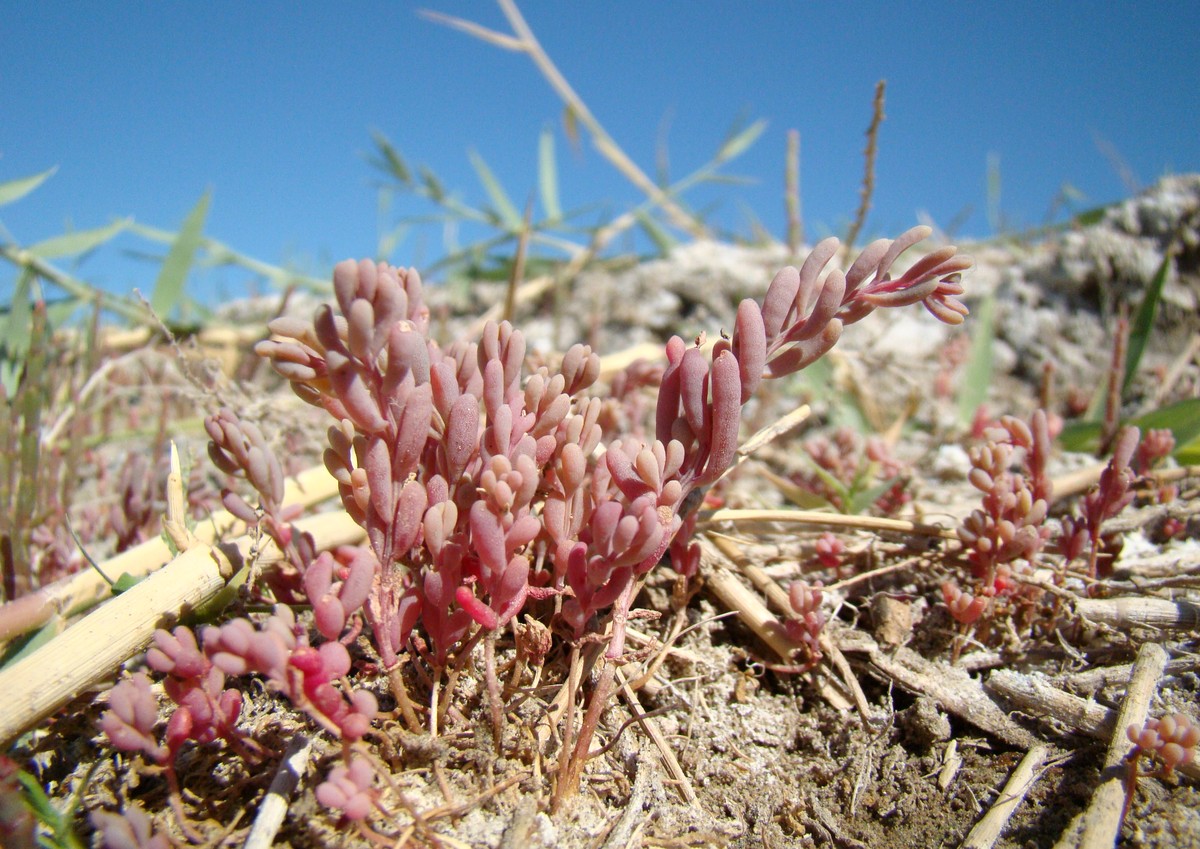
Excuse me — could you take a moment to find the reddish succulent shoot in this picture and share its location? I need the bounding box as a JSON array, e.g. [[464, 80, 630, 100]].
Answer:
[[958, 411, 1052, 590], [1127, 714, 1200, 776], [316, 756, 380, 822], [1059, 425, 1141, 577], [90, 804, 170, 849], [814, 532, 846, 577], [942, 581, 987, 626], [784, 580, 825, 668], [99, 673, 167, 763], [203, 605, 378, 741]]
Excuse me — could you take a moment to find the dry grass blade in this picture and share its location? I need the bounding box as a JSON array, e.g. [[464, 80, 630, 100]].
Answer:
[[426, 0, 706, 238], [243, 735, 314, 849], [0, 463, 340, 645], [0, 508, 364, 746], [417, 9, 527, 52], [614, 666, 699, 808], [702, 507, 957, 541], [502, 198, 535, 323], [734, 403, 812, 463], [701, 534, 854, 712]]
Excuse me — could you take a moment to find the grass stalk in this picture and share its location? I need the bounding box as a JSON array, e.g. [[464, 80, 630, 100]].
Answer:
[[843, 80, 886, 256], [785, 129, 803, 254], [424, 0, 708, 240]]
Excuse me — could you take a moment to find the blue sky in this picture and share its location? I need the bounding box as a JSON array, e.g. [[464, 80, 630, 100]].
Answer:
[[3, 1, 1198, 305]]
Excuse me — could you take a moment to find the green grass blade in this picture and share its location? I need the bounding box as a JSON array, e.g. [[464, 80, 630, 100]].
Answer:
[[370, 130, 412, 185], [957, 293, 995, 425], [0, 616, 63, 669], [17, 771, 64, 831], [468, 149, 521, 230], [1175, 436, 1200, 465], [1058, 398, 1200, 457], [27, 218, 131, 260], [1123, 250, 1170, 395], [635, 210, 675, 256], [0, 167, 57, 208], [150, 190, 210, 318], [715, 118, 767, 164], [2, 268, 35, 365], [1057, 420, 1101, 454], [419, 166, 447, 203], [538, 125, 562, 223], [1133, 398, 1200, 449]]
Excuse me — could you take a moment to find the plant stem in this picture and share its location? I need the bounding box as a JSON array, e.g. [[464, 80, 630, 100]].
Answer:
[[785, 129, 803, 254], [494, 0, 707, 239], [386, 662, 422, 733], [843, 80, 886, 256], [484, 631, 504, 749], [555, 656, 617, 808]]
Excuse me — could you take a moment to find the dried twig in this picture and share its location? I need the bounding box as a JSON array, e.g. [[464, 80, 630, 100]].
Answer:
[[1075, 596, 1200, 631], [1057, 643, 1168, 849], [615, 666, 699, 808], [852, 643, 1041, 749], [242, 735, 314, 849], [960, 744, 1051, 849]]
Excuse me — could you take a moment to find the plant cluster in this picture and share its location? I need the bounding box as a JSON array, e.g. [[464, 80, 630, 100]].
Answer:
[[93, 227, 971, 832], [942, 408, 1182, 660], [1126, 713, 1200, 777], [790, 426, 913, 516], [1124, 713, 1200, 816]]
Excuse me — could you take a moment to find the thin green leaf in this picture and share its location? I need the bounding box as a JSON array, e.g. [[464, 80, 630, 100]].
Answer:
[[1057, 399, 1200, 457], [27, 219, 131, 260], [715, 119, 767, 163], [44, 298, 82, 330], [0, 615, 63, 668], [635, 211, 675, 256], [0, 167, 57, 208], [1057, 420, 1102, 454], [2, 268, 35, 362], [1123, 250, 1170, 395], [468, 149, 521, 230], [769, 470, 832, 510], [1133, 398, 1200, 449], [112, 573, 145, 594], [849, 476, 901, 516], [1072, 204, 1111, 228], [371, 130, 412, 185], [17, 771, 63, 830], [562, 105, 581, 153], [807, 463, 853, 513], [1175, 436, 1200, 465], [419, 166, 446, 203], [957, 294, 995, 425], [698, 173, 758, 187], [150, 190, 210, 318], [538, 126, 561, 222]]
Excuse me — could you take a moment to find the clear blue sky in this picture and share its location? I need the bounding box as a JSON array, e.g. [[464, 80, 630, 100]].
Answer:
[[3, 1, 1198, 305]]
